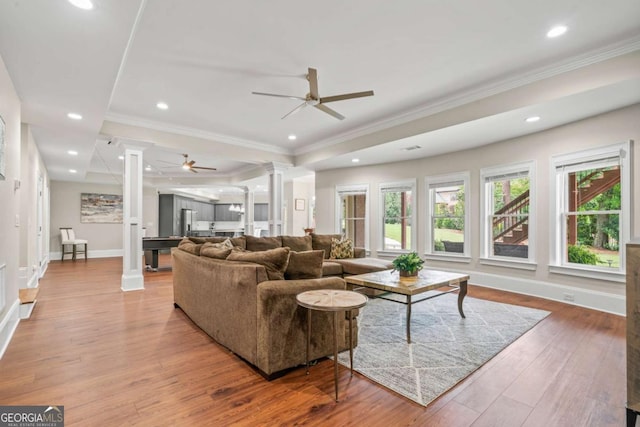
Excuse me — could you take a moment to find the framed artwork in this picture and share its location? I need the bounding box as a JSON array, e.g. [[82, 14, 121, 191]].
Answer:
[[295, 198, 305, 211], [0, 115, 5, 180], [81, 193, 123, 223]]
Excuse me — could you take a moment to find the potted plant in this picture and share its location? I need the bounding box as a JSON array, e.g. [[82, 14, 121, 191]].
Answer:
[[391, 252, 424, 277]]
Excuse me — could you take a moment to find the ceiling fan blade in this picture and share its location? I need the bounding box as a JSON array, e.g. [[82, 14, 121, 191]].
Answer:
[[281, 102, 308, 119], [308, 67, 319, 100], [320, 90, 374, 103], [189, 168, 198, 173], [157, 159, 180, 166], [314, 104, 345, 120], [252, 91, 306, 101], [191, 166, 217, 171]]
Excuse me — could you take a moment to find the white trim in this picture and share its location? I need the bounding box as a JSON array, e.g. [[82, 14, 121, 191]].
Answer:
[[425, 171, 470, 257], [27, 270, 39, 289], [335, 184, 370, 250], [424, 253, 472, 264], [550, 140, 632, 274], [49, 249, 124, 260], [469, 271, 625, 316], [479, 257, 538, 271], [480, 160, 536, 263], [0, 299, 20, 359], [379, 179, 417, 252]]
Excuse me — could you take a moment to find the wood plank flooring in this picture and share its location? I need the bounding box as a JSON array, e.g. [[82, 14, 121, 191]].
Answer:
[[0, 256, 627, 426]]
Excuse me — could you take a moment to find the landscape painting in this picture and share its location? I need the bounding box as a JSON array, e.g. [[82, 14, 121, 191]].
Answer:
[[81, 193, 123, 223]]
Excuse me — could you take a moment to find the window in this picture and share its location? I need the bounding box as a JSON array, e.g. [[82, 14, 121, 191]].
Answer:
[[551, 141, 631, 279], [480, 161, 535, 267], [336, 185, 368, 249], [426, 172, 470, 259], [380, 181, 415, 252]]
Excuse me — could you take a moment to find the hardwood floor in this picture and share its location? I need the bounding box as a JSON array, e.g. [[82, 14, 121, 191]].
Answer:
[[0, 256, 627, 426]]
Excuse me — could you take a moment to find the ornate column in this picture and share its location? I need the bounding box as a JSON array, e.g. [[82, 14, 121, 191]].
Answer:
[[265, 162, 288, 236], [116, 138, 152, 292]]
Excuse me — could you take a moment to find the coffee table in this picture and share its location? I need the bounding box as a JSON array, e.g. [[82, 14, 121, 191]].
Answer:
[[345, 269, 469, 343], [296, 289, 368, 402]]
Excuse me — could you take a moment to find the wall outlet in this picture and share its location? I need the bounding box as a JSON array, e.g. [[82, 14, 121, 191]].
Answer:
[[563, 293, 575, 302]]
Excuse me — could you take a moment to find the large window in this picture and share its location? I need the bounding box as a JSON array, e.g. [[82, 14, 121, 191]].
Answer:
[[380, 181, 415, 252], [480, 162, 535, 266], [551, 142, 631, 278], [426, 172, 470, 258], [336, 185, 368, 249]]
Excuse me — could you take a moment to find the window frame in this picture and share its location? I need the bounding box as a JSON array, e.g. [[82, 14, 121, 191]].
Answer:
[[378, 180, 416, 256], [550, 141, 632, 282], [425, 172, 471, 262], [480, 160, 536, 270], [335, 184, 369, 251]]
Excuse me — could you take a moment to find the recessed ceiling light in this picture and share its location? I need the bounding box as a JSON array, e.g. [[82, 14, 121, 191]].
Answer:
[[68, 0, 94, 10], [156, 102, 169, 110], [288, 134, 297, 141], [69, 169, 77, 174], [525, 116, 541, 123], [547, 25, 568, 38], [67, 150, 78, 156], [145, 165, 152, 171], [67, 112, 82, 120], [352, 158, 360, 163], [118, 155, 124, 160]]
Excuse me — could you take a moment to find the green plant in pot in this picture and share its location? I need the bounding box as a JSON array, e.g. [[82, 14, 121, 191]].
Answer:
[[391, 252, 424, 277]]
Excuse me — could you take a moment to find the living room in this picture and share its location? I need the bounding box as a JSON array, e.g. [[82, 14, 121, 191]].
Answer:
[[1, 1, 640, 425]]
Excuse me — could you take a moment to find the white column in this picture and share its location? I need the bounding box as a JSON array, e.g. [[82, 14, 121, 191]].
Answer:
[[243, 186, 255, 237], [266, 163, 288, 237], [116, 138, 152, 292]]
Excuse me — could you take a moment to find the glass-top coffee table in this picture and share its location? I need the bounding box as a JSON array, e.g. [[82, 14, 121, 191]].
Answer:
[[345, 269, 469, 343]]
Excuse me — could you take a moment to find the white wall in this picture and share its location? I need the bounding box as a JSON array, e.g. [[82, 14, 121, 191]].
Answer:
[[316, 104, 640, 315], [284, 178, 314, 236]]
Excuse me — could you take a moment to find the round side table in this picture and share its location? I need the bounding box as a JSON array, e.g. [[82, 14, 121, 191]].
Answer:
[[296, 289, 368, 402]]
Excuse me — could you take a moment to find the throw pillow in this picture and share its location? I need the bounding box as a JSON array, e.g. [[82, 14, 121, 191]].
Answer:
[[330, 237, 354, 259], [310, 233, 343, 259], [226, 247, 290, 280], [200, 240, 233, 259], [285, 250, 324, 280], [281, 235, 313, 252], [178, 238, 203, 255]]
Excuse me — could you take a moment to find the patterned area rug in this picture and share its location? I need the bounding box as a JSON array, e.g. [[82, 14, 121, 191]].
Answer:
[[335, 292, 550, 406]]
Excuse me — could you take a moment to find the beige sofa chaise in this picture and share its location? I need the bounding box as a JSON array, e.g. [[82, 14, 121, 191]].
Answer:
[[171, 234, 392, 379]]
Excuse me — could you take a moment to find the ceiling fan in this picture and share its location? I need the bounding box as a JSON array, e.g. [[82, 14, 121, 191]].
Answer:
[[252, 67, 374, 120], [180, 154, 217, 173]]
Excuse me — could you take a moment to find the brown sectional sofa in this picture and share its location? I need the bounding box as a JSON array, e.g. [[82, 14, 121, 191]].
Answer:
[[171, 233, 392, 379]]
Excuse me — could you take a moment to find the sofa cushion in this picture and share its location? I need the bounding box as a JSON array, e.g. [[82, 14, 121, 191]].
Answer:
[[311, 233, 343, 259], [285, 250, 324, 280], [322, 261, 344, 277], [189, 236, 246, 249], [332, 257, 394, 276], [178, 238, 203, 255], [281, 235, 312, 252], [200, 240, 234, 259], [330, 237, 354, 259], [227, 247, 290, 280], [245, 235, 282, 252]]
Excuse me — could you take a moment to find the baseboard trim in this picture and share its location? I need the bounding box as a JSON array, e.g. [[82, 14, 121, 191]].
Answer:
[[467, 271, 625, 316], [0, 299, 20, 359], [49, 249, 124, 260], [27, 270, 39, 289]]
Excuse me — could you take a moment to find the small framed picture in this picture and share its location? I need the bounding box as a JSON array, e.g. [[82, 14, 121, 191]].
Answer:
[[295, 199, 305, 211]]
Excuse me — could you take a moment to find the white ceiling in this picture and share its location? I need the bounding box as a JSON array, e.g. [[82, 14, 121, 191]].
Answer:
[[1, 0, 639, 195]]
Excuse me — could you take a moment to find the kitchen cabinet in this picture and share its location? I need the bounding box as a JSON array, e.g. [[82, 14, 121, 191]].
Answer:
[[158, 194, 216, 236], [254, 203, 268, 221], [214, 204, 243, 222]]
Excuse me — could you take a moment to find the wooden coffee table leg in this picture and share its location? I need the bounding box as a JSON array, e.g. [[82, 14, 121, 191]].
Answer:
[[306, 309, 311, 375], [406, 295, 412, 343], [333, 311, 339, 402], [458, 280, 467, 318]]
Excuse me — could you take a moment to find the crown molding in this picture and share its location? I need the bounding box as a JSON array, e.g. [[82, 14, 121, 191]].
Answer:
[[103, 112, 292, 156]]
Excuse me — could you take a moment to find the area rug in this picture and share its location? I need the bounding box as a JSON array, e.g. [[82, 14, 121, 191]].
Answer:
[[335, 292, 550, 406]]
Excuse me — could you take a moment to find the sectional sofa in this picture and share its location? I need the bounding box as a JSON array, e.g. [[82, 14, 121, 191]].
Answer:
[[171, 233, 392, 379]]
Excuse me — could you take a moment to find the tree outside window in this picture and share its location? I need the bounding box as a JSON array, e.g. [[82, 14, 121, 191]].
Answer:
[[382, 188, 413, 250], [432, 184, 464, 253]]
